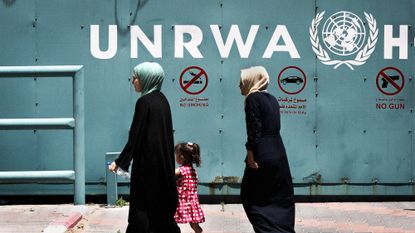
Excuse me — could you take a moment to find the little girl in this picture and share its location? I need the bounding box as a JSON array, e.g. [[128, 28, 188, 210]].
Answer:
[[174, 142, 205, 233]]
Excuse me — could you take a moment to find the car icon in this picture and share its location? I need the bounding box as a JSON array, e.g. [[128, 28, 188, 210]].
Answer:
[[281, 76, 303, 85]]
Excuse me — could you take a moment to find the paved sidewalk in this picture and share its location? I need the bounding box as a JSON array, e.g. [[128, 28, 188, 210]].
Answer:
[[1, 202, 415, 233], [0, 204, 86, 233], [68, 202, 415, 233]]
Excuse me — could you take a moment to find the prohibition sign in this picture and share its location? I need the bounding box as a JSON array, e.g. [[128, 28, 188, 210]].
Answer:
[[179, 66, 208, 95], [376, 67, 404, 96], [277, 66, 307, 95]]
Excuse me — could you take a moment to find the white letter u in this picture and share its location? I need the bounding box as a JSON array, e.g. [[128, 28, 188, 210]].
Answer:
[[90, 25, 118, 59]]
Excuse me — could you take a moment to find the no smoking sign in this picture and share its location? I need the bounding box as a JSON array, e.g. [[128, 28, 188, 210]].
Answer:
[[179, 66, 208, 95]]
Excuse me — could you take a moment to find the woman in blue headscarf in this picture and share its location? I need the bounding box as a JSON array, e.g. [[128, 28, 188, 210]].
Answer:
[[109, 62, 180, 233]]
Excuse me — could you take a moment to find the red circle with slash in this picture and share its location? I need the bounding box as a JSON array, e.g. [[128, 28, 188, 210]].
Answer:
[[179, 66, 208, 95], [376, 67, 405, 96]]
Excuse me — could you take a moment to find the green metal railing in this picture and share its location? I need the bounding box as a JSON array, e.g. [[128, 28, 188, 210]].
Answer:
[[0, 66, 85, 205]]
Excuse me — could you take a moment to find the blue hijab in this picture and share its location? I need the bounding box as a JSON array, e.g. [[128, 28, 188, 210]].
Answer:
[[133, 62, 165, 96]]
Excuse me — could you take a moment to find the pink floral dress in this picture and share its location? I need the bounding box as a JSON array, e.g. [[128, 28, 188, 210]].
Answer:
[[174, 165, 205, 223]]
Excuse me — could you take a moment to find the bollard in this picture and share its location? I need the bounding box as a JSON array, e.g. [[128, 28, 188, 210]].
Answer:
[[105, 152, 119, 205]]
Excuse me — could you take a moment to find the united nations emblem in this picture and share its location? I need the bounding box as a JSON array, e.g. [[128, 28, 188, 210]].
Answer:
[[310, 11, 378, 70]]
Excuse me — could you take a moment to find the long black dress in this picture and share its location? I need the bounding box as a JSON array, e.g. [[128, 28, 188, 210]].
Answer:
[[115, 91, 180, 233], [241, 91, 295, 233]]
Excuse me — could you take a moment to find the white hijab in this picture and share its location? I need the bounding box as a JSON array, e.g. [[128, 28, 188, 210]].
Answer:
[[240, 66, 270, 97]]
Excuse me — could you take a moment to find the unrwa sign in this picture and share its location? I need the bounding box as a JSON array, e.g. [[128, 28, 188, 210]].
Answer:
[[90, 11, 413, 70], [90, 24, 300, 60]]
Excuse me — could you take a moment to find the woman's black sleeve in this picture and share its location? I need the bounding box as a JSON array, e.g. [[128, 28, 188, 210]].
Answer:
[[115, 99, 148, 171], [244, 94, 262, 151]]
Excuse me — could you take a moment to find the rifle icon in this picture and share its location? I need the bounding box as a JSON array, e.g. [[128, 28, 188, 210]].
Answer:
[[381, 75, 399, 88]]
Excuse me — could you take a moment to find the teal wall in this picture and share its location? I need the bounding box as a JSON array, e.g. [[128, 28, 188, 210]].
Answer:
[[0, 0, 414, 196]]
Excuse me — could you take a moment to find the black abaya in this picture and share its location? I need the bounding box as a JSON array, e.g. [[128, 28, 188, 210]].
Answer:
[[241, 91, 295, 233], [115, 91, 180, 233]]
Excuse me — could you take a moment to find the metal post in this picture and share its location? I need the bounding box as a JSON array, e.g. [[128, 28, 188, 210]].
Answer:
[[0, 171, 75, 183], [0, 65, 84, 76], [0, 118, 75, 130], [106, 152, 120, 205], [74, 68, 85, 205]]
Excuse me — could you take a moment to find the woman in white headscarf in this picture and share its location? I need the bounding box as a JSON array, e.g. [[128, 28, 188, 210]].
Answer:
[[109, 62, 180, 233], [239, 66, 295, 233]]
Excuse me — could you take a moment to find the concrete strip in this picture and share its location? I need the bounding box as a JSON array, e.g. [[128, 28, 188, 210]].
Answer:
[[43, 212, 82, 233], [43, 225, 68, 233]]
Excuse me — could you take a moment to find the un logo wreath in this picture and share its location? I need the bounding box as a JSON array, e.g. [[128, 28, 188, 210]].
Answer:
[[309, 11, 378, 70]]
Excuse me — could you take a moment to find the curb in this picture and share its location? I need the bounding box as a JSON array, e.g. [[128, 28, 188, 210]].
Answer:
[[43, 212, 82, 233]]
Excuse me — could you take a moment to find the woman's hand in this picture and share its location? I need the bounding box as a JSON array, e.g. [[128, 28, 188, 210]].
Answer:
[[108, 161, 119, 172], [246, 150, 259, 169]]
